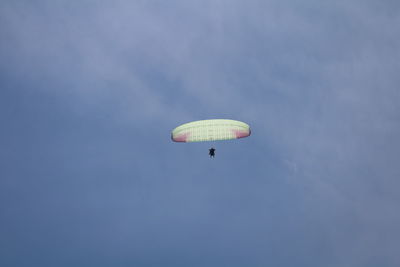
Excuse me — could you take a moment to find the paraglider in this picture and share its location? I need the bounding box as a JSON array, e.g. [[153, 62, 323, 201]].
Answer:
[[209, 147, 216, 158], [171, 119, 251, 157]]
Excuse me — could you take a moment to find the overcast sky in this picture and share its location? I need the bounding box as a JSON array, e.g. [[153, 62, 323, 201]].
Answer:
[[1, 1, 400, 266]]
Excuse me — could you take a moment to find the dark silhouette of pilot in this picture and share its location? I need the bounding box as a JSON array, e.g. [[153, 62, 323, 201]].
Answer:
[[209, 147, 216, 158]]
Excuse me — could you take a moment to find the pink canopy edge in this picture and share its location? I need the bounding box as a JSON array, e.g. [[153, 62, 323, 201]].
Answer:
[[232, 129, 251, 139], [171, 132, 191, 142]]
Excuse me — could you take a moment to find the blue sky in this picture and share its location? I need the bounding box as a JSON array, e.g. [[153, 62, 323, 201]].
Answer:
[[1, 1, 400, 266]]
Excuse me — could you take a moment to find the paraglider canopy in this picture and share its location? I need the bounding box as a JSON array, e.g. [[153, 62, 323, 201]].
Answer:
[[171, 119, 251, 143]]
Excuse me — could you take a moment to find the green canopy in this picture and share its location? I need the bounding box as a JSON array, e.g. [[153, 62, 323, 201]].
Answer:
[[171, 119, 251, 142]]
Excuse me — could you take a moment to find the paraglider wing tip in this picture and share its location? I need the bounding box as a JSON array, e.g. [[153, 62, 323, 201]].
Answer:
[[232, 129, 251, 139], [171, 132, 191, 142]]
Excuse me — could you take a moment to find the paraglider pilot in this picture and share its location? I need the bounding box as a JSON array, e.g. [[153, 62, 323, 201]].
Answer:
[[209, 147, 216, 158]]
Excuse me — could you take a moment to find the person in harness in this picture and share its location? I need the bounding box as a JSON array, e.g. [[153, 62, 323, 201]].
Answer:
[[209, 147, 216, 158]]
